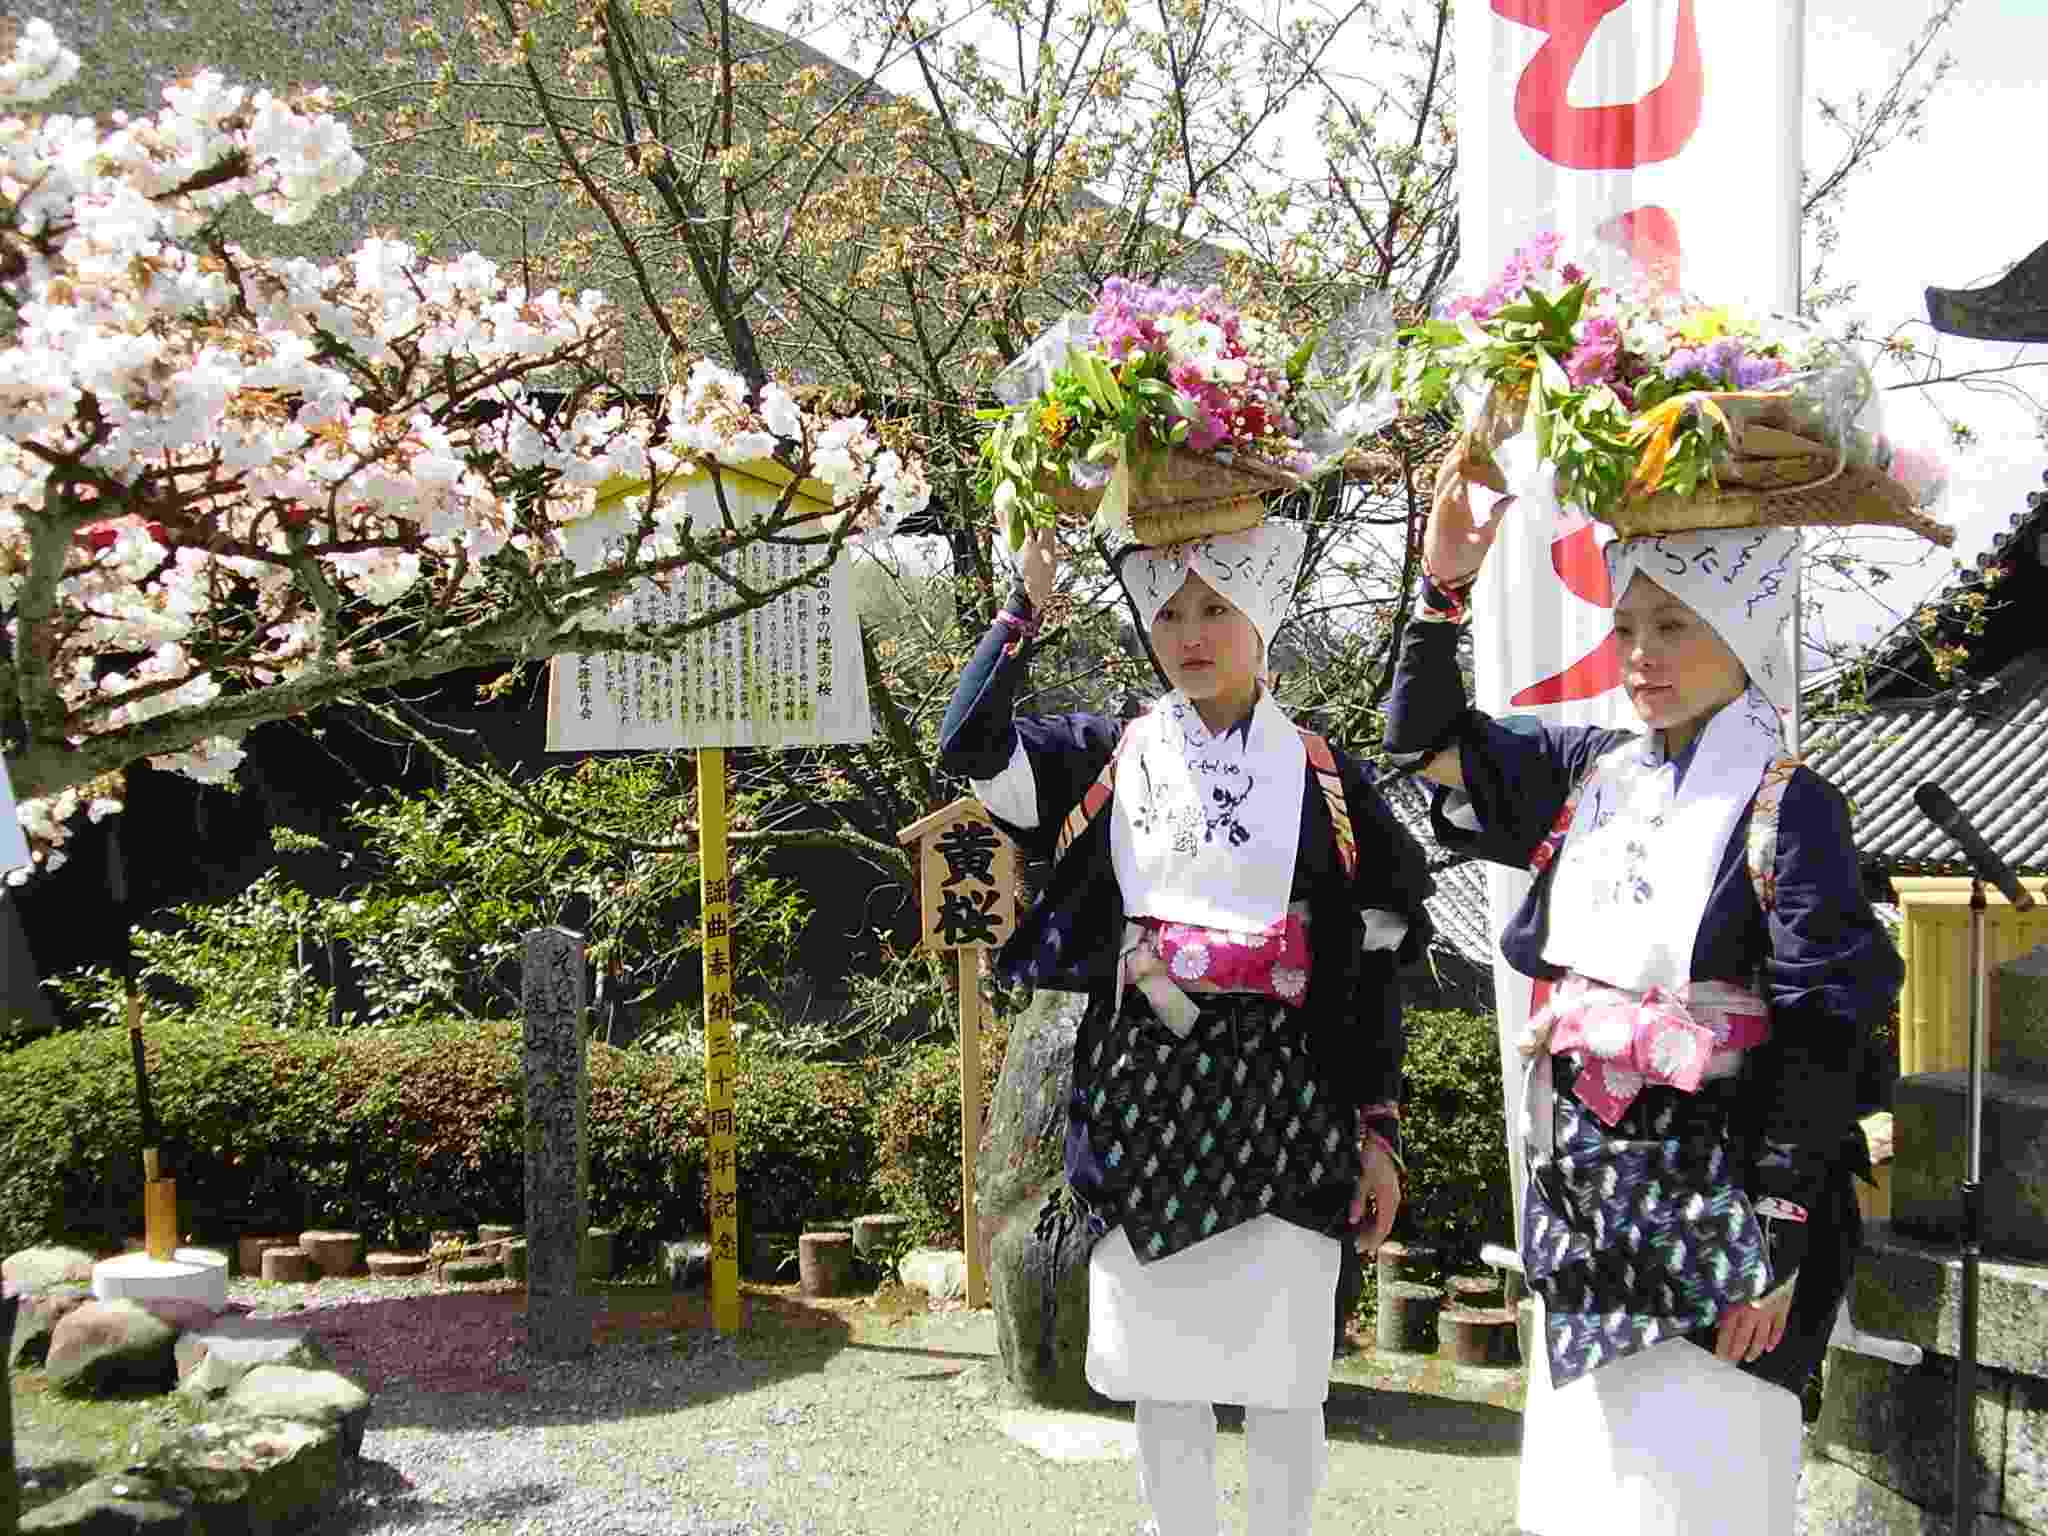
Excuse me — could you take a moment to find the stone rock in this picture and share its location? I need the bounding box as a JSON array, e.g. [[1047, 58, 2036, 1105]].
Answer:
[[11, 1282, 89, 1369], [898, 1248, 968, 1301], [500, 1239, 528, 1282], [223, 1364, 372, 1458], [1851, 1223, 2048, 1378], [364, 1251, 427, 1278], [850, 1214, 912, 1258], [439, 1257, 501, 1285], [150, 1415, 343, 1534], [1993, 942, 2048, 1083], [3, 1246, 97, 1293], [1815, 1345, 2008, 1516], [973, 987, 1095, 1408], [45, 1298, 178, 1395], [176, 1317, 333, 1398], [660, 1238, 710, 1291], [1797, 1455, 2037, 1536], [1892, 1071, 2048, 1262], [2006, 1374, 2048, 1528], [133, 1299, 218, 1336], [524, 926, 592, 1361], [16, 1472, 196, 1533], [295, 1231, 361, 1278]]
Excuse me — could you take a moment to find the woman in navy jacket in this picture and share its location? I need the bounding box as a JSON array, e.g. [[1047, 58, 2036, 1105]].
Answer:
[[939, 523, 1433, 1536]]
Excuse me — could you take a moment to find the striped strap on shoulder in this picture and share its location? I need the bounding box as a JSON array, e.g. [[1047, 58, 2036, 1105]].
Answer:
[[1746, 756, 1802, 915], [1299, 730, 1357, 882], [1054, 727, 1132, 863]]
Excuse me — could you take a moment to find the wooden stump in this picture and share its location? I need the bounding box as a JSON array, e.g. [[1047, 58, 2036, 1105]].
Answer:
[[477, 1224, 521, 1246], [440, 1257, 503, 1285], [1446, 1273, 1505, 1310], [1438, 1304, 1520, 1366], [260, 1246, 316, 1284], [297, 1230, 363, 1278], [850, 1214, 912, 1258], [1375, 1280, 1441, 1354], [1375, 1240, 1439, 1288], [366, 1251, 429, 1278], [501, 1239, 528, 1283], [236, 1235, 295, 1277], [797, 1231, 853, 1297]]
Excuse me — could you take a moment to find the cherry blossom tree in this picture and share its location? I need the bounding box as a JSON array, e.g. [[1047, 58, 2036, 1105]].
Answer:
[[0, 18, 929, 877]]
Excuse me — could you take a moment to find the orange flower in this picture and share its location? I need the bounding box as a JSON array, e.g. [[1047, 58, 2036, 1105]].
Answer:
[[1038, 401, 1070, 447]]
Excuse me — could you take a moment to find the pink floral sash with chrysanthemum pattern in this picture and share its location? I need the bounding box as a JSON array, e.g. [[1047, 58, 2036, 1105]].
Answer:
[[1518, 744, 1802, 1122]]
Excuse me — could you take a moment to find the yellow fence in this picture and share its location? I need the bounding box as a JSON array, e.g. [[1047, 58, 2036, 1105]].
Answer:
[[1894, 875, 2048, 1076]]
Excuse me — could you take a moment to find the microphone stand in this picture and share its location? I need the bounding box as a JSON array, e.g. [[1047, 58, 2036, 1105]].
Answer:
[[1953, 874, 1986, 1536]]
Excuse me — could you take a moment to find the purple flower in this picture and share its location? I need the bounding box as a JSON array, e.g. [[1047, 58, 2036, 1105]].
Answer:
[[1662, 347, 1703, 381], [1732, 354, 1788, 391]]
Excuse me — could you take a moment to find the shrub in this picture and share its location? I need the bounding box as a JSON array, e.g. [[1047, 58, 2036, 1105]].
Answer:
[[869, 1012, 1011, 1246], [0, 1015, 880, 1259], [1396, 1007, 1516, 1268]]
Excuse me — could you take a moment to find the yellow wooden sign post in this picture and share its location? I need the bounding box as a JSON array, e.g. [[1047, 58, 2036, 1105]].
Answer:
[[547, 461, 878, 1337], [699, 747, 741, 1333], [897, 797, 1017, 1311]]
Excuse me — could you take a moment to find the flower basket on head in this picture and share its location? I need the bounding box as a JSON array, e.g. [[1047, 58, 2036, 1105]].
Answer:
[[1354, 234, 1955, 547], [1036, 434, 1303, 546], [978, 280, 1390, 550]]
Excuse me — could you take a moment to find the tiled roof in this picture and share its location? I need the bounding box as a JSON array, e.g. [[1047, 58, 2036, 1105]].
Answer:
[[1804, 650, 2048, 876], [1845, 469, 2048, 701]]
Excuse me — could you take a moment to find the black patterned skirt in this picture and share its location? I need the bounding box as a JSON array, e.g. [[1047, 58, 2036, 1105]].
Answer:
[[1068, 988, 1359, 1264]]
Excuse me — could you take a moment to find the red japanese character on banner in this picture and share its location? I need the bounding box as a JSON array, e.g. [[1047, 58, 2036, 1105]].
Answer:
[[1509, 505, 1623, 707], [1495, 0, 1704, 171]]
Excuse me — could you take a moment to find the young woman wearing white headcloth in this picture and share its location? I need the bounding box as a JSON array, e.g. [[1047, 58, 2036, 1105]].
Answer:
[[1386, 455, 1900, 1536], [939, 521, 1433, 1536]]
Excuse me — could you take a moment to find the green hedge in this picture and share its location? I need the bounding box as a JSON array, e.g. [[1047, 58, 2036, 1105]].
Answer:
[[870, 1014, 1010, 1246], [0, 1007, 1508, 1278], [1397, 1007, 1515, 1265], [0, 1018, 877, 1257]]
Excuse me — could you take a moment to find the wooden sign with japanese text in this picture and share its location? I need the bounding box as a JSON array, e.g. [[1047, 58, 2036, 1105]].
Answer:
[[896, 795, 1013, 1311], [903, 799, 1016, 952], [545, 466, 873, 752]]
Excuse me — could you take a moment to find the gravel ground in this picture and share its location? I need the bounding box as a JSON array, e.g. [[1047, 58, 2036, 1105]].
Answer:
[[202, 1276, 1524, 1536]]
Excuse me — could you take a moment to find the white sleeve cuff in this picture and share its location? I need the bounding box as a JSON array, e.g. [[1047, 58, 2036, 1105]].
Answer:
[[1441, 791, 1482, 832], [970, 739, 1040, 830], [1361, 908, 1410, 952]]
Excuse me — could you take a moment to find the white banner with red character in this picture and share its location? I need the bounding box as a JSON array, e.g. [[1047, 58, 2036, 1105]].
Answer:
[[1455, 0, 1806, 1211]]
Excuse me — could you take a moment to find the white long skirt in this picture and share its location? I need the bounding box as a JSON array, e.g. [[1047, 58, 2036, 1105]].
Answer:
[[1518, 1300, 1802, 1536], [1085, 1214, 1340, 1411]]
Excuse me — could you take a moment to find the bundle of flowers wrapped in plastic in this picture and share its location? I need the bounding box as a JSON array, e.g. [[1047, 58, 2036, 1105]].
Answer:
[[975, 278, 1387, 549], [1348, 233, 1954, 546]]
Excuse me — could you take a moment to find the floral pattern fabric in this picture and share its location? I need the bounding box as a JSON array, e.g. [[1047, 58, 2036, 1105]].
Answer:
[[1135, 905, 1313, 1006]]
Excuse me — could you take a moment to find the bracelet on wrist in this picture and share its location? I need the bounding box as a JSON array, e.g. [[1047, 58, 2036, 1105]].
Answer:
[[1415, 571, 1475, 626]]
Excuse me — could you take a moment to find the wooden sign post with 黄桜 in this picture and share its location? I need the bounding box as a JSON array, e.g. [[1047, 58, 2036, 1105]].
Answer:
[[897, 797, 1017, 1310]]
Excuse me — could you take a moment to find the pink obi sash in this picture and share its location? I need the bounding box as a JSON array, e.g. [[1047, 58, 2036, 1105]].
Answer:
[[1129, 905, 1312, 1008], [1518, 974, 1771, 1126]]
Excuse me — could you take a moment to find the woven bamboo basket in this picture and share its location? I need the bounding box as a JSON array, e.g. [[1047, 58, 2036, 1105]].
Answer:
[[1466, 385, 1955, 547], [1041, 441, 1301, 546]]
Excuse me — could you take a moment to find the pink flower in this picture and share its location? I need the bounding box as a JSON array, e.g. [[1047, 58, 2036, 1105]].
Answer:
[[1564, 316, 1621, 387]]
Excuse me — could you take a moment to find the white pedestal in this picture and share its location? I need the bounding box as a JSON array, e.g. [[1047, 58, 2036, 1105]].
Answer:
[[91, 1247, 229, 1311]]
